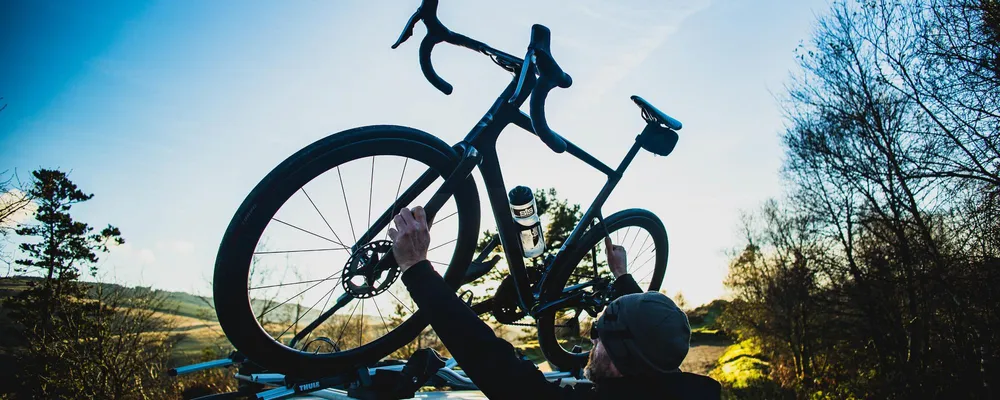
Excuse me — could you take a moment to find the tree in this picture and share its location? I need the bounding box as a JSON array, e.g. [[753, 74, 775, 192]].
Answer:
[[14, 169, 122, 299], [0, 169, 183, 398], [722, 0, 1000, 397]]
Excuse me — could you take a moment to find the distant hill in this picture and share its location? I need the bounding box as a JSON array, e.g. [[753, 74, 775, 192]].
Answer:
[[0, 276, 217, 320], [0, 277, 328, 324]]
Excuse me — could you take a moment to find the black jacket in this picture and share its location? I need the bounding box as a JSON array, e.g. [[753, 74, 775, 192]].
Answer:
[[402, 261, 722, 399]]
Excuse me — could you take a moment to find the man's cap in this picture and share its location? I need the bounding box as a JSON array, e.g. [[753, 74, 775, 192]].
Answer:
[[594, 291, 690, 376]]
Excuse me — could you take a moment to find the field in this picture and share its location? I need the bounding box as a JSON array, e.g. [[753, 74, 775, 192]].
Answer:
[[3, 277, 732, 380]]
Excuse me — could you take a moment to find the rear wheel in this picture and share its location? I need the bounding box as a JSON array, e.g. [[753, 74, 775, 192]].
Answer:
[[535, 209, 668, 371], [213, 125, 480, 377]]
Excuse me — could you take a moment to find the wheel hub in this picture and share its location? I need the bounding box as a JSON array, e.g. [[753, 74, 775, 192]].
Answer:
[[341, 240, 399, 298]]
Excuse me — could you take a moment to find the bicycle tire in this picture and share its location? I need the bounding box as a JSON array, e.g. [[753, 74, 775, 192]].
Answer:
[[535, 208, 668, 371], [213, 125, 480, 377]]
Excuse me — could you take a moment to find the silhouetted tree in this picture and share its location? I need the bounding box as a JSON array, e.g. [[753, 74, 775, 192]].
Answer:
[[13, 169, 122, 299], [723, 0, 1000, 397]]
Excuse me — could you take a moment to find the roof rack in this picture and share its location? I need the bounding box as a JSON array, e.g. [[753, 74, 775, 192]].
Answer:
[[169, 348, 593, 400]]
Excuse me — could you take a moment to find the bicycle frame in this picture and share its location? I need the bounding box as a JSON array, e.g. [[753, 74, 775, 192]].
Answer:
[[291, 58, 651, 351], [462, 77, 646, 315], [351, 73, 646, 318]]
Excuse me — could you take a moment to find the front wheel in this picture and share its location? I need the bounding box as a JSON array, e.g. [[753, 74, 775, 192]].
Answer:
[[213, 125, 480, 377], [535, 209, 668, 371]]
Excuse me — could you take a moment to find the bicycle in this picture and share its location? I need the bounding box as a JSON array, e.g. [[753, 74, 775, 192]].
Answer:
[[213, 0, 683, 379]]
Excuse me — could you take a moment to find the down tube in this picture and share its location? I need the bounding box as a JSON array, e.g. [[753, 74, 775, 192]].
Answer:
[[476, 147, 535, 311]]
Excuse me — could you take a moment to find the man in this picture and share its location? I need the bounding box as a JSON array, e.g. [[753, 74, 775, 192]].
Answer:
[[388, 207, 721, 399]]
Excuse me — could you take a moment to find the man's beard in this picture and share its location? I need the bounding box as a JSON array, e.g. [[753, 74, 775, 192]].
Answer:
[[584, 347, 617, 382]]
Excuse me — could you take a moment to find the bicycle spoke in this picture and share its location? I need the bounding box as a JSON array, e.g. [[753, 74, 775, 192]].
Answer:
[[336, 300, 362, 348], [253, 247, 349, 255], [629, 238, 656, 273], [368, 156, 375, 229], [276, 283, 339, 340], [636, 254, 658, 283], [428, 238, 458, 252], [260, 271, 340, 317], [301, 188, 347, 247], [250, 275, 342, 291], [428, 260, 449, 267], [271, 218, 342, 246], [628, 228, 642, 252], [336, 166, 359, 244], [373, 296, 391, 336], [621, 227, 632, 247], [318, 284, 337, 322], [435, 210, 458, 225], [388, 290, 413, 314], [359, 298, 365, 347], [628, 234, 651, 267], [385, 159, 409, 241]]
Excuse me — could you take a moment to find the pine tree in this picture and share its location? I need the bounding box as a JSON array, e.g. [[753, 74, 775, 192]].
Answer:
[[13, 169, 122, 299]]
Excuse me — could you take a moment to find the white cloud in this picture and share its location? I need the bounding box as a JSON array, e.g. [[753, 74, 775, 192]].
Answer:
[[156, 240, 195, 255], [108, 242, 157, 265]]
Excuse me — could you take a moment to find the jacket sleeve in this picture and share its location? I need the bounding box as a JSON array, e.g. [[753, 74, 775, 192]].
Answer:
[[402, 261, 588, 400], [611, 273, 644, 298]]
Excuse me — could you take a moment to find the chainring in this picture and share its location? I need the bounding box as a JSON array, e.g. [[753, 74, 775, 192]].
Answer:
[[492, 276, 527, 324]]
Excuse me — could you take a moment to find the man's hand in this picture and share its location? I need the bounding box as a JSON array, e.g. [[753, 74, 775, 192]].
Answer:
[[388, 207, 432, 273], [605, 237, 627, 278]]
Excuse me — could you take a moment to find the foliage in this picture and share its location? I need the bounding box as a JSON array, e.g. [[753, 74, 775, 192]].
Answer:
[[13, 169, 122, 297], [722, 0, 1000, 397], [712, 341, 795, 400], [0, 169, 183, 399], [3, 284, 179, 399]]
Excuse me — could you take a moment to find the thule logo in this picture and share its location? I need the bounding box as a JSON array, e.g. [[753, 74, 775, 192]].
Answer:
[[298, 381, 320, 391]]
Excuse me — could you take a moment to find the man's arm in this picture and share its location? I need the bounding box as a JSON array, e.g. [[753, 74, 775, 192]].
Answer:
[[612, 273, 643, 297], [605, 237, 644, 297], [402, 261, 569, 399], [389, 207, 573, 399]]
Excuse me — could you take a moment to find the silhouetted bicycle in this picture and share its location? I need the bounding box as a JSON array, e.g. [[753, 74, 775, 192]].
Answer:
[[213, 0, 683, 378]]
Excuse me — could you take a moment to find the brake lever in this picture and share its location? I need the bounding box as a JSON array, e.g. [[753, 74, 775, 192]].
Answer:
[[391, 7, 423, 49], [508, 50, 535, 104]]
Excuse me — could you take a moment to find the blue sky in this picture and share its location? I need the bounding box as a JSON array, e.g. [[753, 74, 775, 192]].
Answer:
[[1, 0, 828, 306]]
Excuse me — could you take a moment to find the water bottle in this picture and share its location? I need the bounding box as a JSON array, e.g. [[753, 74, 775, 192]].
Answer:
[[508, 186, 545, 258]]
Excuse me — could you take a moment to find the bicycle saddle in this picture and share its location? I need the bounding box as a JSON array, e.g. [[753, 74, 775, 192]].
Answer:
[[631, 95, 682, 130]]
